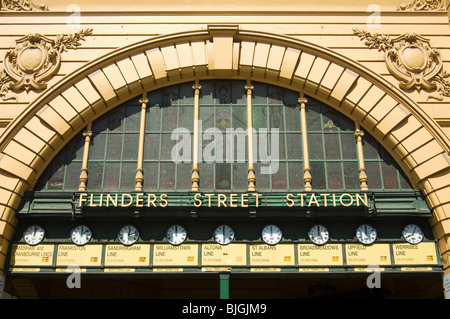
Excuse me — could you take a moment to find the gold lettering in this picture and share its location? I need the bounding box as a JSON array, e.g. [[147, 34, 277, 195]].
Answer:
[[106, 194, 118, 207], [297, 193, 306, 206], [121, 193, 133, 207], [194, 193, 202, 207], [147, 194, 157, 207], [89, 193, 98, 207], [286, 194, 294, 207], [320, 194, 330, 207], [79, 193, 88, 207], [229, 194, 238, 207], [136, 193, 144, 207], [308, 193, 320, 207], [253, 193, 261, 207], [98, 193, 104, 207], [356, 193, 368, 207], [241, 194, 248, 207], [160, 194, 168, 207], [218, 194, 227, 207], [339, 193, 353, 207], [205, 194, 215, 207]]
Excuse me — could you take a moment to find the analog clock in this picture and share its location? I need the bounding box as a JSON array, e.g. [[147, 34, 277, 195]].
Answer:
[[402, 224, 424, 245], [308, 224, 330, 245], [23, 225, 45, 246], [261, 224, 282, 245], [118, 225, 140, 246], [214, 225, 235, 245], [70, 225, 92, 246], [166, 225, 187, 245], [356, 224, 377, 245]]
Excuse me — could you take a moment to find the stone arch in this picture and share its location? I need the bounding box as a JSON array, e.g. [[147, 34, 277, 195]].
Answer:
[[1, 26, 450, 274]]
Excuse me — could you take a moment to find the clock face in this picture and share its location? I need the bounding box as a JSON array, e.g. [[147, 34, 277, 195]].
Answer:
[[308, 224, 330, 245], [402, 224, 424, 245], [118, 225, 140, 246], [71, 225, 92, 246], [166, 225, 187, 245], [356, 224, 377, 245], [23, 225, 45, 246], [214, 225, 235, 245], [261, 225, 282, 245]]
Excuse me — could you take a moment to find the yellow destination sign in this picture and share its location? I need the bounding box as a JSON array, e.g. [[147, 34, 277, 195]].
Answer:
[[10, 244, 54, 267], [345, 243, 391, 266], [298, 243, 343, 266], [201, 243, 247, 266], [104, 244, 150, 267], [153, 244, 198, 266], [56, 244, 102, 267], [249, 243, 295, 266], [393, 242, 438, 265]]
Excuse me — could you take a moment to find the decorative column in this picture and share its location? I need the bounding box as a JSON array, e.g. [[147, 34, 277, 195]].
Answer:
[[78, 122, 92, 191], [191, 80, 201, 191], [246, 80, 256, 192], [299, 93, 312, 191], [135, 93, 148, 191], [355, 122, 369, 191]]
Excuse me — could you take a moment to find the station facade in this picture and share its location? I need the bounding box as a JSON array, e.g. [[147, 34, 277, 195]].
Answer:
[[0, 0, 450, 298]]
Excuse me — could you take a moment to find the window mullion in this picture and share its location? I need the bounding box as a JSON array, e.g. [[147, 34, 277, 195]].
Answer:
[[245, 80, 256, 192], [355, 122, 369, 191], [191, 80, 201, 191], [78, 138, 91, 190], [299, 93, 312, 191], [135, 93, 148, 191]]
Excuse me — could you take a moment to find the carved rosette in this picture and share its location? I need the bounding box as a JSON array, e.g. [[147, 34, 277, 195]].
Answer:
[[0, 29, 93, 101], [4, 34, 60, 92], [398, 0, 445, 11], [354, 29, 450, 100], [1, 0, 47, 11], [386, 34, 442, 92]]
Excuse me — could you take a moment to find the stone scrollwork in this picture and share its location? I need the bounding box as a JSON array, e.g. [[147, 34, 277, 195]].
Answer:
[[397, 0, 445, 11], [1, 0, 48, 11], [354, 29, 450, 101], [0, 28, 93, 101]]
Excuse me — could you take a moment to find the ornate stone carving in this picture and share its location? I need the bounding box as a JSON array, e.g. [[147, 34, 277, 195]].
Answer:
[[397, 0, 445, 11], [0, 29, 93, 101], [354, 29, 450, 100], [1, 0, 47, 11]]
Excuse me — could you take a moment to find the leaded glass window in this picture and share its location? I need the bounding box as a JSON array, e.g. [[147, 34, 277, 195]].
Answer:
[[306, 98, 360, 190], [143, 83, 194, 191], [363, 133, 412, 190], [35, 131, 84, 191], [87, 101, 140, 191], [198, 80, 248, 191], [252, 83, 302, 191]]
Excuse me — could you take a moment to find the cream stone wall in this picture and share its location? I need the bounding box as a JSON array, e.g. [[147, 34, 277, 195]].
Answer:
[[1, 0, 450, 283]]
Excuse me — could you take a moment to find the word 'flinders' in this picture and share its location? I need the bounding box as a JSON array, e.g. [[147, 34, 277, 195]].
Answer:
[[78, 192, 369, 208]]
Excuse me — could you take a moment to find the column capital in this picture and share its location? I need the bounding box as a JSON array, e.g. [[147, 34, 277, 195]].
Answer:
[[245, 80, 254, 92], [355, 128, 365, 138], [298, 97, 308, 105], [192, 83, 202, 93], [139, 98, 148, 105]]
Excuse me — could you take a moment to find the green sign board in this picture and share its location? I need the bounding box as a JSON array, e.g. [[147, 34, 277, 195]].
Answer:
[[77, 192, 369, 208]]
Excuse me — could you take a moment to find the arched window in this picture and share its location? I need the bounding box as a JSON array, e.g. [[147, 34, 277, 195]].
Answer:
[[35, 80, 412, 193]]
